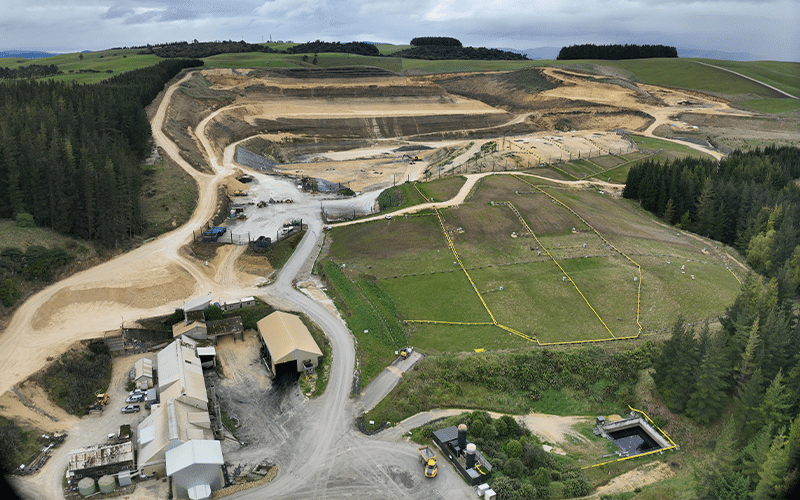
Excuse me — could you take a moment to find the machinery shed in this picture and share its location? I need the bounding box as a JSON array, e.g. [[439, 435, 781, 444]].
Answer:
[[257, 311, 322, 377]]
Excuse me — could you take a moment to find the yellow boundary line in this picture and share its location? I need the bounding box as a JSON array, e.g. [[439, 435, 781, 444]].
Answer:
[[728, 267, 742, 285], [405, 177, 644, 346], [499, 201, 616, 340], [512, 175, 643, 339], [582, 405, 677, 469]]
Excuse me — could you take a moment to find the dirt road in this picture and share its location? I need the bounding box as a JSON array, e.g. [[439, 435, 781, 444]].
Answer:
[[2, 64, 746, 498]]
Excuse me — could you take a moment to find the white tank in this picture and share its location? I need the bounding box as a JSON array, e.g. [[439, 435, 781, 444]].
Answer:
[[98, 475, 116, 494], [78, 477, 96, 497]]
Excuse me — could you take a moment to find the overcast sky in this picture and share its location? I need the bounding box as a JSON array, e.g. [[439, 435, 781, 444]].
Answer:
[[2, 0, 798, 61]]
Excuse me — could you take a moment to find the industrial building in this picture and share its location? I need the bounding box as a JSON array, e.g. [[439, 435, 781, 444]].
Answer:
[[67, 441, 134, 480], [218, 296, 257, 311], [432, 424, 493, 486], [136, 338, 224, 500], [257, 311, 322, 377], [171, 310, 244, 344]]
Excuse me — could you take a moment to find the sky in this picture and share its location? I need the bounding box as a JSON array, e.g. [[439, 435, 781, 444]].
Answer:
[[1, 0, 798, 61]]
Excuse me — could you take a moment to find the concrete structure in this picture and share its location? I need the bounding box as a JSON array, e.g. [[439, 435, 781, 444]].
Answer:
[[166, 440, 224, 500], [206, 317, 244, 343], [172, 314, 244, 344], [257, 311, 322, 376], [67, 441, 134, 480], [596, 413, 672, 457], [172, 319, 208, 340], [134, 357, 154, 390]]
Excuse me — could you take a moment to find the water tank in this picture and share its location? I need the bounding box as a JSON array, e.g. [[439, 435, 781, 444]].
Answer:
[[98, 475, 116, 494], [78, 477, 96, 497]]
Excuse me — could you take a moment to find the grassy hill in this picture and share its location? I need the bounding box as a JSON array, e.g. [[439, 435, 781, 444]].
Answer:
[[5, 46, 797, 112]]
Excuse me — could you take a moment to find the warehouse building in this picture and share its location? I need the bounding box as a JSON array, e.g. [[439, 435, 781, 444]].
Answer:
[[136, 338, 223, 499], [257, 311, 322, 377]]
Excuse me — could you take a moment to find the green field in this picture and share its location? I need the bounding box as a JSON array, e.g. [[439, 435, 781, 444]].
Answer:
[[326, 174, 744, 351], [2, 48, 162, 84]]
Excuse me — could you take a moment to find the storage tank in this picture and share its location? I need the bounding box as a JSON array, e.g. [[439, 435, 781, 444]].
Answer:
[[457, 424, 467, 449], [466, 443, 477, 469], [78, 477, 96, 497], [98, 475, 116, 493]]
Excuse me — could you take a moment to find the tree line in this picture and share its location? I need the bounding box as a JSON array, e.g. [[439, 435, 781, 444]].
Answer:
[[557, 43, 678, 60], [0, 58, 203, 245], [653, 278, 800, 498], [136, 39, 526, 61], [410, 37, 463, 47], [392, 45, 527, 61], [285, 40, 380, 57], [138, 40, 279, 59], [623, 146, 800, 296], [0, 64, 61, 80]]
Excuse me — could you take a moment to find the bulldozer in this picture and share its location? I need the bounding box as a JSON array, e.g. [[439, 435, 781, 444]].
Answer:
[[95, 392, 109, 406]]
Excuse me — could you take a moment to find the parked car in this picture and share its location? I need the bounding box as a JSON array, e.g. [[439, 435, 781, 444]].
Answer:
[[129, 389, 145, 396], [126, 394, 144, 403], [121, 405, 140, 414]]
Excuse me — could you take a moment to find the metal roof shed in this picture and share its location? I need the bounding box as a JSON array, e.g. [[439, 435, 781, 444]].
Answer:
[[166, 440, 224, 500], [257, 311, 322, 376]]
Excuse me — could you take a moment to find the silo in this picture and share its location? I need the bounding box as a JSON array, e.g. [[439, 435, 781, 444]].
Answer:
[[78, 477, 96, 497], [466, 443, 477, 469], [98, 474, 116, 494], [457, 424, 467, 450]]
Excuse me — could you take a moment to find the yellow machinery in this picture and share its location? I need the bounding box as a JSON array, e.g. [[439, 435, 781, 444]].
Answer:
[[417, 446, 438, 478]]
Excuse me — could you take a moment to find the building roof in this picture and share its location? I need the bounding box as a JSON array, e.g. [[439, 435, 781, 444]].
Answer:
[[166, 439, 224, 476], [137, 398, 213, 470], [257, 311, 322, 364], [157, 340, 207, 404], [206, 317, 243, 337], [68, 441, 134, 473], [172, 320, 207, 339], [135, 357, 153, 380], [183, 294, 212, 312]]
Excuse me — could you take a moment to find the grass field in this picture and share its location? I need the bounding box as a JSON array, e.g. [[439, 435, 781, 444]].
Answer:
[[734, 98, 800, 113], [2, 48, 162, 84], [326, 174, 743, 352]]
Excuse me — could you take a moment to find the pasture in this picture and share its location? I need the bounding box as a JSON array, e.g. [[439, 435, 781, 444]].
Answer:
[[325, 174, 744, 352]]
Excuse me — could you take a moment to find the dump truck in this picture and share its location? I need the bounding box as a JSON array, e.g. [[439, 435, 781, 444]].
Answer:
[[418, 446, 438, 478]]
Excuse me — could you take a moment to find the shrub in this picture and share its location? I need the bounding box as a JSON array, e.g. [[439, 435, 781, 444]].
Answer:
[[15, 213, 35, 228], [0, 278, 21, 307], [504, 457, 524, 478], [505, 439, 523, 459]]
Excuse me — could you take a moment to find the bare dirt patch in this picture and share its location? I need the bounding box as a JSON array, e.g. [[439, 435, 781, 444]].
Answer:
[[591, 461, 675, 498], [0, 381, 78, 434], [33, 263, 196, 330]]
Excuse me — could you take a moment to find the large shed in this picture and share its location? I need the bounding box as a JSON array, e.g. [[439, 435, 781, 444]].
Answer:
[[257, 311, 322, 377]]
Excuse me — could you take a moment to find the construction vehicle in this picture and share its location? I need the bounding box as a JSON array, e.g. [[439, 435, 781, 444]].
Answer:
[[417, 446, 438, 478], [395, 346, 413, 360], [95, 393, 109, 406]]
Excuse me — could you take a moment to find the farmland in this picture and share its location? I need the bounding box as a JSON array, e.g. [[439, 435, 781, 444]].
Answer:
[[324, 173, 743, 352]]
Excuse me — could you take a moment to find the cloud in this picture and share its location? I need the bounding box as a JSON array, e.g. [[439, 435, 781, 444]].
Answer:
[[0, 0, 796, 61]]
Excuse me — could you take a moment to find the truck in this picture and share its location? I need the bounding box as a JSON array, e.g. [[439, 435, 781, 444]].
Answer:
[[417, 446, 438, 478]]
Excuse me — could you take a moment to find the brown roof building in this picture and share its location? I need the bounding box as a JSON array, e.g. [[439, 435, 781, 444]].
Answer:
[[257, 311, 322, 377]]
